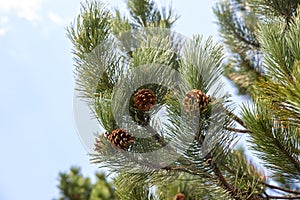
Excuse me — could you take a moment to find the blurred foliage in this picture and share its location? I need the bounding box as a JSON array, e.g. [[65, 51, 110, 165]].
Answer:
[[56, 167, 114, 200]]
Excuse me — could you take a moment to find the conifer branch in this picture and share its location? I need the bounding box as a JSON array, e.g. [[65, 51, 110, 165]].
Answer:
[[265, 195, 300, 199], [262, 182, 300, 195], [161, 155, 266, 200], [226, 110, 248, 129], [144, 125, 167, 146], [69, 1, 300, 199], [224, 126, 252, 133], [212, 162, 265, 200], [273, 136, 300, 174], [231, 27, 260, 48]]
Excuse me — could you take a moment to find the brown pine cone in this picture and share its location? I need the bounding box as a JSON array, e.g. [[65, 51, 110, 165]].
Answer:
[[183, 89, 211, 113], [134, 88, 156, 111], [106, 128, 134, 150]]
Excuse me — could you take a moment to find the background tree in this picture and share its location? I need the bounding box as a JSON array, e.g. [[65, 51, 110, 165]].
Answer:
[[214, 0, 300, 95], [56, 167, 114, 200], [214, 0, 300, 197], [65, 0, 300, 199]]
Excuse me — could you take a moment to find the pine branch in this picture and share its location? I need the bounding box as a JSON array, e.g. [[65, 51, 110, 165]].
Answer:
[[127, 0, 178, 28], [69, 0, 300, 199], [214, 0, 264, 94], [163, 146, 266, 200], [266, 195, 300, 199], [211, 155, 266, 200], [144, 125, 167, 146], [213, 163, 239, 198], [242, 105, 300, 179], [230, 25, 260, 49], [272, 135, 300, 174], [248, 0, 299, 22], [226, 110, 248, 129], [214, 2, 260, 48], [161, 155, 266, 200], [162, 165, 213, 179], [262, 182, 300, 195], [224, 126, 251, 133], [197, 158, 266, 200]]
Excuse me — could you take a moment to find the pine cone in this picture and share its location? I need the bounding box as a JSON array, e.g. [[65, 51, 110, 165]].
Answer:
[[173, 193, 186, 200], [183, 89, 211, 113], [134, 88, 156, 111], [106, 128, 134, 150]]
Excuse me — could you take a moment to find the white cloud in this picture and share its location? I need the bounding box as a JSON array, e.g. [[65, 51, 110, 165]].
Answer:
[[0, 16, 9, 36], [48, 12, 65, 25], [0, 16, 9, 24], [0, 28, 7, 36], [0, 0, 42, 22]]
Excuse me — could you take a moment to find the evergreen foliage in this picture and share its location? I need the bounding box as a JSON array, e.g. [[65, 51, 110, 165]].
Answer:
[[56, 167, 114, 200], [64, 0, 300, 199]]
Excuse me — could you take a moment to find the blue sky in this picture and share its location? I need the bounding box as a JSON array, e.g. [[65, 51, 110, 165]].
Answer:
[[0, 0, 226, 199]]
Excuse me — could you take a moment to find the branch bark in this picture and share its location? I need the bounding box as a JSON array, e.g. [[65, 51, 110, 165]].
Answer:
[[224, 126, 252, 133], [212, 162, 265, 200], [266, 195, 300, 199], [262, 182, 300, 195], [226, 110, 248, 130]]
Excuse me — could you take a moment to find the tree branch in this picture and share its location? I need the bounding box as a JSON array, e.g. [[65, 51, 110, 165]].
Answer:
[[273, 136, 300, 174], [226, 110, 249, 130], [266, 195, 300, 199], [212, 162, 265, 200], [163, 156, 266, 200], [224, 126, 252, 133], [262, 182, 300, 195], [231, 25, 260, 48]]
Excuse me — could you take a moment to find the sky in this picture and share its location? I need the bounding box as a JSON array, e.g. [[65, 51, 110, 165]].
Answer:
[[0, 0, 240, 199]]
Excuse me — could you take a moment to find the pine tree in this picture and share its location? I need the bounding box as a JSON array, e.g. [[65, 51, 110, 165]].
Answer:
[[67, 0, 300, 199], [56, 167, 114, 200]]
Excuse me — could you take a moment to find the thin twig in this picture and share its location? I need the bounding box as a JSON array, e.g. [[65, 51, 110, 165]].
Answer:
[[229, 22, 260, 48], [262, 182, 300, 195], [161, 164, 213, 179], [273, 136, 300, 174], [226, 110, 248, 129], [224, 126, 252, 133], [144, 125, 167, 145], [266, 195, 300, 199], [212, 162, 265, 200], [163, 158, 266, 200]]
